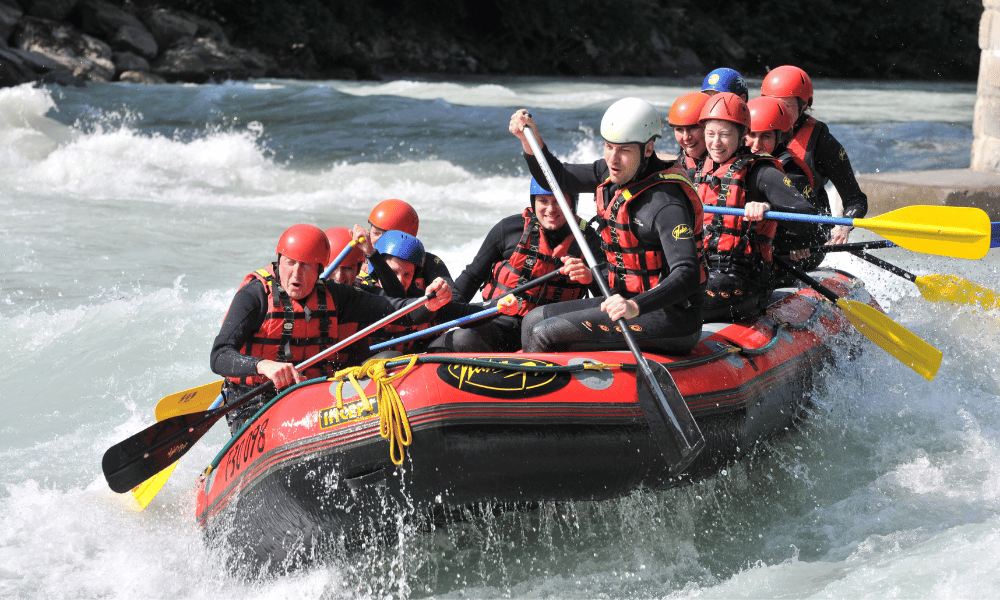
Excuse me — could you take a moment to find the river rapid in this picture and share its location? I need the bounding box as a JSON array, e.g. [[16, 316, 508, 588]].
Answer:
[[1, 76, 998, 599]]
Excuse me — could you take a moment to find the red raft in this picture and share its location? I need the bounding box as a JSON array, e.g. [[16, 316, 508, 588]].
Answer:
[[195, 269, 872, 573]]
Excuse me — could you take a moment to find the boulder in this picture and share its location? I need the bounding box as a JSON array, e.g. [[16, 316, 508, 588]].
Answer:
[[0, 1, 23, 44], [13, 16, 114, 81], [74, 0, 157, 58], [118, 69, 164, 84], [25, 0, 76, 21], [152, 36, 250, 82], [111, 23, 156, 58], [0, 45, 37, 86], [111, 48, 147, 74], [139, 7, 196, 49]]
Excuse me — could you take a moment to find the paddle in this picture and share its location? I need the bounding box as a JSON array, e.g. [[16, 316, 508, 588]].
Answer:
[[321, 237, 364, 279], [522, 126, 704, 475], [703, 205, 991, 259], [807, 245, 999, 309], [774, 257, 942, 381], [369, 268, 564, 352], [154, 380, 223, 421], [102, 292, 436, 494]]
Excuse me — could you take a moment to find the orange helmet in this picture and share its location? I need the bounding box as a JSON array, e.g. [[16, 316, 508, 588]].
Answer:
[[699, 92, 750, 129], [276, 224, 331, 266], [747, 96, 792, 133], [761, 65, 813, 107], [668, 92, 711, 127], [324, 227, 365, 266], [368, 199, 419, 236]]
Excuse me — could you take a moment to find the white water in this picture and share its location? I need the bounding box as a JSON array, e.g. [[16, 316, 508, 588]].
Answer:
[[1, 77, 997, 599]]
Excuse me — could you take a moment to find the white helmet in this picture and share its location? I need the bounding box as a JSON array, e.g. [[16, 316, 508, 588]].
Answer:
[[600, 97, 662, 145]]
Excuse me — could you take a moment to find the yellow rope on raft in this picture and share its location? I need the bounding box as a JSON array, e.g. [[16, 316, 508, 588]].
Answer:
[[332, 354, 420, 466]]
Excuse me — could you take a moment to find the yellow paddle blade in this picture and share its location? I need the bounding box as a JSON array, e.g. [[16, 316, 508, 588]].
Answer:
[[854, 206, 990, 260], [836, 298, 942, 381], [154, 380, 223, 421], [914, 274, 1000, 309], [125, 460, 178, 511]]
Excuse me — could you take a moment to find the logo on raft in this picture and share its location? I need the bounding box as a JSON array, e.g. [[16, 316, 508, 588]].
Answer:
[[436, 357, 571, 399], [319, 398, 379, 429]]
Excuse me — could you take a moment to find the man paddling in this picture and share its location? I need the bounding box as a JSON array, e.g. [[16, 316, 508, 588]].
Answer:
[[509, 98, 708, 354], [210, 223, 452, 433]]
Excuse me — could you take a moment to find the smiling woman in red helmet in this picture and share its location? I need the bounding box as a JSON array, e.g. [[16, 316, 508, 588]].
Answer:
[[210, 223, 453, 434], [508, 98, 707, 354], [352, 198, 454, 297], [693, 93, 817, 323], [761, 65, 869, 265]]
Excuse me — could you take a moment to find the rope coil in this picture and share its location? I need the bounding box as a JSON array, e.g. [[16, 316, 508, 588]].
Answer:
[[332, 355, 420, 465]]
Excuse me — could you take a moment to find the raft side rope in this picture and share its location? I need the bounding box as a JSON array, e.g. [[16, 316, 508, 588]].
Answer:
[[332, 355, 420, 465]]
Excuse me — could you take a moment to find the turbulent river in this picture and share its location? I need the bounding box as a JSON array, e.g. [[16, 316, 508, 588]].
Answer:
[[1, 76, 998, 599]]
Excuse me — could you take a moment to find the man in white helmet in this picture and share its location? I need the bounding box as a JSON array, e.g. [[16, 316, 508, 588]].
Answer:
[[507, 99, 708, 354]]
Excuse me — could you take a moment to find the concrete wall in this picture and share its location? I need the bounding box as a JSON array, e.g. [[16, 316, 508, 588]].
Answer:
[[973, 0, 1000, 172]]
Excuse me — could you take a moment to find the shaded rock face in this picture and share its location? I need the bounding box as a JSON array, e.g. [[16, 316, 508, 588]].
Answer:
[[14, 16, 114, 81], [0, 2, 23, 43], [74, 0, 158, 58], [25, 0, 78, 22]]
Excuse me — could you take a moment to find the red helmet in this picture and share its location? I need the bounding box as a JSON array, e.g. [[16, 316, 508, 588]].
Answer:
[[324, 227, 365, 266], [276, 224, 331, 266], [761, 65, 813, 107], [368, 199, 419, 236], [668, 91, 710, 127], [747, 96, 792, 133], [699, 92, 750, 129]]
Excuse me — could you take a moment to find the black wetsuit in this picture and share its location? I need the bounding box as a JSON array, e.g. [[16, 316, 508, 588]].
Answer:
[[696, 154, 818, 323], [363, 250, 453, 298], [430, 213, 602, 352], [774, 115, 869, 270], [521, 146, 705, 354], [211, 277, 438, 433]]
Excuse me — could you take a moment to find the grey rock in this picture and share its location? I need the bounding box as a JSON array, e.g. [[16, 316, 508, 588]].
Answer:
[[112, 23, 156, 58], [75, 0, 143, 38], [139, 7, 196, 49], [153, 36, 251, 82], [25, 0, 76, 21], [14, 16, 114, 81], [111, 49, 147, 74], [0, 2, 23, 44], [0, 45, 37, 86], [118, 69, 164, 84]]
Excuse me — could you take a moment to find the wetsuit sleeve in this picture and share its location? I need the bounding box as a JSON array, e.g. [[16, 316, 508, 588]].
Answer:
[[629, 187, 704, 314], [524, 145, 608, 195], [364, 251, 408, 298], [326, 280, 437, 327], [421, 252, 455, 289], [813, 125, 869, 219], [747, 161, 819, 236], [210, 279, 268, 378]]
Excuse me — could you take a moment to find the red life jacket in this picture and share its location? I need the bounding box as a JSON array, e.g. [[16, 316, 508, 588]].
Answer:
[[782, 115, 819, 190], [480, 208, 590, 316], [679, 151, 704, 173], [595, 166, 708, 295], [695, 153, 781, 263], [227, 264, 358, 386]]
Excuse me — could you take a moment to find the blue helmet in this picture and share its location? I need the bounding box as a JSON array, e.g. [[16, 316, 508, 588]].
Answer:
[[702, 68, 748, 100], [529, 177, 578, 211], [373, 230, 425, 266]]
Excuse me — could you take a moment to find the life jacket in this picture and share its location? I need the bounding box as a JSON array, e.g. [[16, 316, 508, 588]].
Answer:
[[479, 208, 590, 316], [595, 165, 708, 295], [780, 115, 822, 197], [679, 151, 704, 173], [695, 152, 782, 264], [227, 264, 359, 386]]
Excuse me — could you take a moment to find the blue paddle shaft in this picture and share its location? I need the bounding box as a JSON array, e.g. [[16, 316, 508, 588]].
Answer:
[[703, 205, 853, 227], [321, 242, 357, 279], [369, 307, 499, 352]]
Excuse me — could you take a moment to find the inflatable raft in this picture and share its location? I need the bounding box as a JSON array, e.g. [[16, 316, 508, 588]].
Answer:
[[195, 268, 873, 574]]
